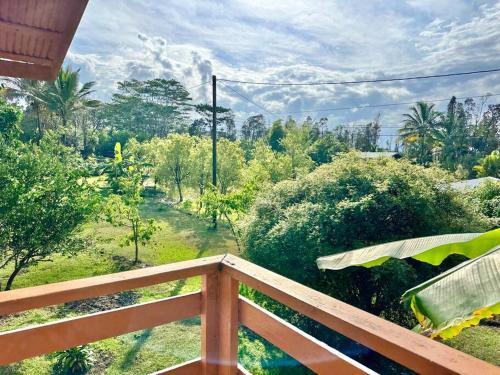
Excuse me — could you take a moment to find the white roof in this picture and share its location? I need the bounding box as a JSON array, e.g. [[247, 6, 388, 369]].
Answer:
[[451, 177, 499, 190]]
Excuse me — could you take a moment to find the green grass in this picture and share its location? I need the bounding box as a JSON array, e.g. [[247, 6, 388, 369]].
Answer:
[[1, 196, 498, 374], [0, 196, 238, 375], [445, 326, 500, 366]]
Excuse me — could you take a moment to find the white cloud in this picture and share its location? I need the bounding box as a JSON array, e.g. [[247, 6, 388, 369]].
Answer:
[[65, 0, 500, 128]]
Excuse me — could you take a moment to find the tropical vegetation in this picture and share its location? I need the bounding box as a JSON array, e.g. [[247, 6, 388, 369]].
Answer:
[[0, 68, 499, 373]]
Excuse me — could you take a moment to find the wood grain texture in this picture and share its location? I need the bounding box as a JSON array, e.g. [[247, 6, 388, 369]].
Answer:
[[0, 0, 89, 80], [222, 255, 499, 375], [0, 292, 201, 365], [0, 255, 222, 315]]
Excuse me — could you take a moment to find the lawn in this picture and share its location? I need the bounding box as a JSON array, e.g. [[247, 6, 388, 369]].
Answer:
[[0, 197, 240, 375], [0, 196, 497, 374]]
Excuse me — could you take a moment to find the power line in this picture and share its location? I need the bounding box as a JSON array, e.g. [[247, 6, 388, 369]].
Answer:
[[187, 81, 210, 90], [219, 81, 278, 117], [219, 67, 500, 86], [284, 93, 500, 115]]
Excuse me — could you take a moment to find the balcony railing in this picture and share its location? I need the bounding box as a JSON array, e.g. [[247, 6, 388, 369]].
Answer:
[[0, 254, 497, 374]]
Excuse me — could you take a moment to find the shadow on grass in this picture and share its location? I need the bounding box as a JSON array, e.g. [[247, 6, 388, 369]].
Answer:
[[119, 329, 153, 370], [170, 278, 187, 296], [140, 198, 237, 257]]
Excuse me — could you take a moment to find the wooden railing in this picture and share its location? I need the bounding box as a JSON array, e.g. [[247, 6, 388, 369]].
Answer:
[[0, 254, 497, 374]]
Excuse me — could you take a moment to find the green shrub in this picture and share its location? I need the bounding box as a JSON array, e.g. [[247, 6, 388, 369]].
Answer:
[[51, 346, 93, 375], [242, 153, 488, 327]]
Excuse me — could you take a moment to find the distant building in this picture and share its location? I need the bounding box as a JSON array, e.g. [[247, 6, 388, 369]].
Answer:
[[451, 177, 499, 190], [359, 152, 402, 159]]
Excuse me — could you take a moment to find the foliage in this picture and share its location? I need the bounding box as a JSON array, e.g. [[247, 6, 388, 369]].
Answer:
[[466, 179, 500, 220], [0, 99, 23, 137], [473, 150, 500, 178], [308, 133, 346, 165], [189, 136, 212, 198], [245, 140, 293, 185], [107, 78, 191, 139], [399, 102, 440, 165], [217, 138, 245, 194], [104, 173, 157, 264], [402, 246, 500, 339], [280, 122, 314, 177], [267, 120, 285, 152], [241, 114, 267, 142], [243, 153, 488, 324], [317, 229, 499, 269], [51, 346, 93, 375], [155, 134, 194, 202], [192, 104, 236, 140], [39, 66, 99, 146], [0, 135, 98, 291]]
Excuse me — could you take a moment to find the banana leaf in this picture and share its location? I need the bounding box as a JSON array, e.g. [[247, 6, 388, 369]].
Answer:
[[401, 246, 500, 339], [317, 229, 500, 270]]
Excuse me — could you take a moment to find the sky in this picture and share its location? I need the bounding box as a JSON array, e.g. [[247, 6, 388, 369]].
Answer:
[[66, 0, 500, 145]]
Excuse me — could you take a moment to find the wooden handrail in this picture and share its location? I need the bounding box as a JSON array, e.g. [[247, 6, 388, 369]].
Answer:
[[0, 254, 497, 375], [0, 255, 222, 315], [239, 296, 376, 375], [222, 254, 499, 375], [0, 292, 201, 365]]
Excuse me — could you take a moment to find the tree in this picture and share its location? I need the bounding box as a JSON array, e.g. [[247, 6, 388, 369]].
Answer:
[[309, 133, 346, 165], [267, 120, 285, 152], [3, 78, 46, 142], [241, 114, 267, 142], [280, 122, 314, 177], [40, 66, 99, 146], [245, 140, 293, 185], [107, 79, 192, 139], [217, 138, 245, 194], [156, 134, 194, 202], [243, 153, 487, 325], [399, 102, 440, 165], [190, 136, 212, 199], [0, 98, 23, 136], [0, 136, 97, 290], [104, 173, 157, 264], [473, 150, 500, 178], [192, 104, 236, 140]]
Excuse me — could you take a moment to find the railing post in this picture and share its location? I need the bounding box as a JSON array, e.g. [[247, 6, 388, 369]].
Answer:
[[201, 270, 239, 375]]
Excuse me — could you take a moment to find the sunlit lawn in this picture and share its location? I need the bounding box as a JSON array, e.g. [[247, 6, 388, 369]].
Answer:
[[0, 196, 239, 375]]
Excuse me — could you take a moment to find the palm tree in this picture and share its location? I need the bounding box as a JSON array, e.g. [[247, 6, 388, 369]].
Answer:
[[3, 78, 47, 142], [399, 102, 439, 164], [40, 66, 99, 146]]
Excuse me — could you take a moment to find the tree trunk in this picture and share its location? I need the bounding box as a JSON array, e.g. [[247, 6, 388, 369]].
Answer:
[[35, 104, 42, 144], [133, 222, 139, 264], [4, 266, 22, 291], [177, 181, 183, 202]]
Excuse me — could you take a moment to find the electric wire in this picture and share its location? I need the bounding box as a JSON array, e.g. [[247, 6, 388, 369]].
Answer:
[[219, 81, 278, 117], [218, 67, 500, 86]]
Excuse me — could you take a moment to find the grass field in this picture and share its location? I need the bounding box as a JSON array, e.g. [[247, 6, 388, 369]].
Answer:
[[0, 196, 497, 374], [0, 197, 239, 375]]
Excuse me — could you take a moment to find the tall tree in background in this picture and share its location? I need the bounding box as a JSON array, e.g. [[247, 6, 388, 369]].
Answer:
[[108, 79, 192, 139], [40, 67, 99, 147], [3, 79, 46, 142], [241, 114, 267, 142], [192, 104, 236, 140], [268, 120, 285, 152], [399, 102, 439, 165]]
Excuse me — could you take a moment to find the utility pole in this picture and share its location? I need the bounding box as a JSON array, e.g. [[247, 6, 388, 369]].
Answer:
[[211, 75, 217, 228]]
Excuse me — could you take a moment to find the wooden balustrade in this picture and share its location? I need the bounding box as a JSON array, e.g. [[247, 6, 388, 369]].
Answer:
[[0, 254, 497, 375]]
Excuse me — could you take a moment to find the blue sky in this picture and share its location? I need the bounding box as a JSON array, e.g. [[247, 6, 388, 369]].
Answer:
[[66, 0, 500, 143]]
